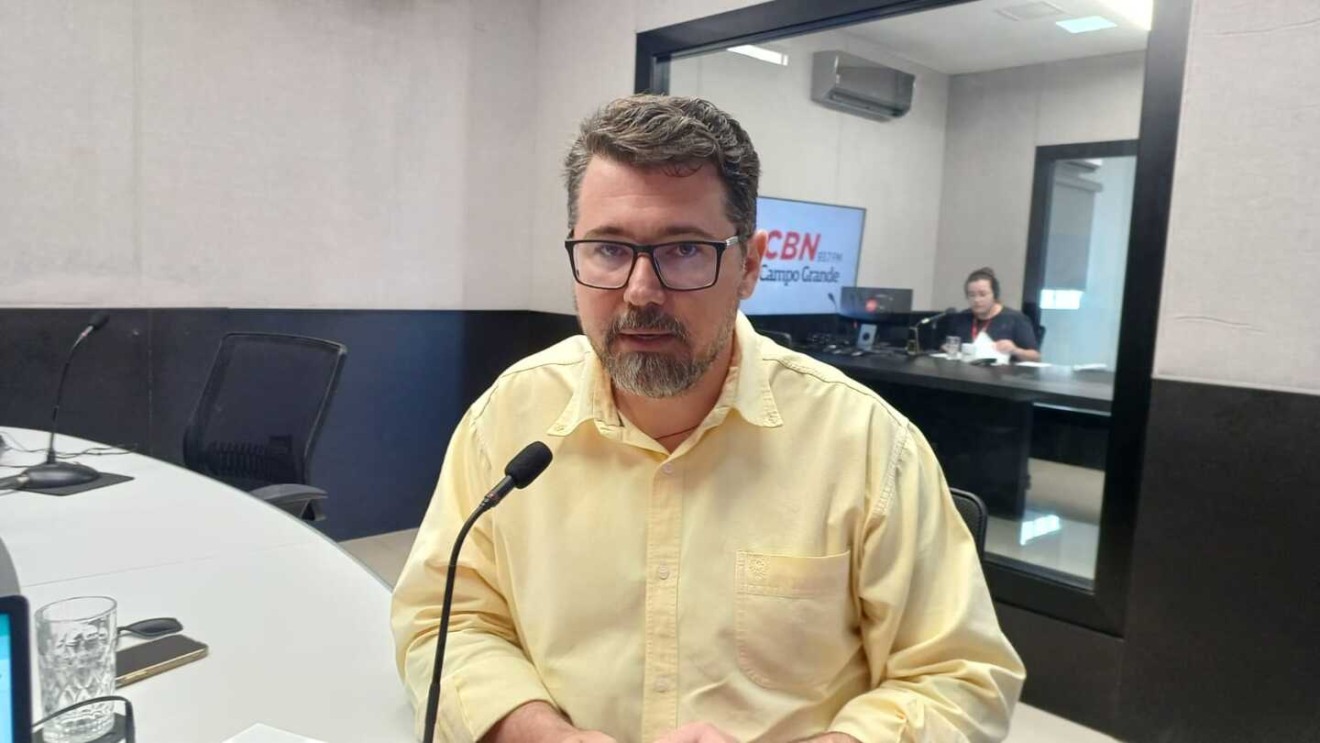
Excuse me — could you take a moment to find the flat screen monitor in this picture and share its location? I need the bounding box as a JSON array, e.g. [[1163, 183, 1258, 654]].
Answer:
[[1, 594, 31, 743], [741, 196, 864, 315], [839, 286, 914, 322]]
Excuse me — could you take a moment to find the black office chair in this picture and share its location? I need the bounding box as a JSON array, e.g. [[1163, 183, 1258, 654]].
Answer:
[[949, 487, 988, 558], [1022, 301, 1046, 350], [759, 330, 794, 349], [183, 333, 347, 522]]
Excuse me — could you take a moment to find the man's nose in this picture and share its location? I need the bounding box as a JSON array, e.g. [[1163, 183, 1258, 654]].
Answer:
[[623, 255, 667, 306]]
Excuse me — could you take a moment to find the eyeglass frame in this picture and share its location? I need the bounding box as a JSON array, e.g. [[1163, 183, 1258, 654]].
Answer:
[[563, 233, 743, 292]]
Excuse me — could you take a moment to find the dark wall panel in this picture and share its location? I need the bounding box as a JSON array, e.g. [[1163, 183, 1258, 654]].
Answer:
[[0, 308, 555, 541], [0, 310, 151, 454], [997, 602, 1122, 735], [524, 311, 580, 353], [1119, 379, 1320, 742]]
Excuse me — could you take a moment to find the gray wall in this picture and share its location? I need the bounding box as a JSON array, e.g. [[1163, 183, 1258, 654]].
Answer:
[[1153, 1, 1320, 395], [665, 44, 1146, 325], [933, 52, 1146, 310], [0, 0, 539, 311], [669, 31, 950, 309]]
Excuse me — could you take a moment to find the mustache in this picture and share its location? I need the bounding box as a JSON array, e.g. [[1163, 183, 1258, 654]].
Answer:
[[606, 306, 690, 346]]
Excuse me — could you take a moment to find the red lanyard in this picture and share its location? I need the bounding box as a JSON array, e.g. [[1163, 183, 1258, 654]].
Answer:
[[971, 317, 989, 339]]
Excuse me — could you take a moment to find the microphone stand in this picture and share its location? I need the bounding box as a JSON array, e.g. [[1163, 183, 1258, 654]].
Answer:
[[905, 326, 922, 356], [421, 498, 493, 743], [908, 308, 956, 357], [421, 443, 552, 743], [21, 315, 109, 489]]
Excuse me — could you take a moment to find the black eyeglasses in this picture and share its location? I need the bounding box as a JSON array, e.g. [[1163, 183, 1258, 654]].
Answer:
[[564, 235, 740, 291]]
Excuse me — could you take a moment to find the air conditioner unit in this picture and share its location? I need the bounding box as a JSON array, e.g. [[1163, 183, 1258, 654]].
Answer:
[[810, 50, 914, 122]]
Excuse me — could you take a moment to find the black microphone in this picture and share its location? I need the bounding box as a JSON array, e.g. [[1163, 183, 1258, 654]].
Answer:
[[16, 312, 111, 491], [916, 306, 959, 327], [907, 307, 957, 356], [421, 441, 554, 743]]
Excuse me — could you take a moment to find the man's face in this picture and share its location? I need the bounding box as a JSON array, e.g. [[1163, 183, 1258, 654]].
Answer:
[[965, 279, 997, 318], [571, 156, 764, 398]]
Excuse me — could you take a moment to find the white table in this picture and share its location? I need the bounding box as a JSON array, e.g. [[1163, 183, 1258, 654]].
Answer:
[[0, 427, 415, 742]]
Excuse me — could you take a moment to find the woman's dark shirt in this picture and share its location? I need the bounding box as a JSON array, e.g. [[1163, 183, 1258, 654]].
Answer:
[[942, 307, 1039, 351]]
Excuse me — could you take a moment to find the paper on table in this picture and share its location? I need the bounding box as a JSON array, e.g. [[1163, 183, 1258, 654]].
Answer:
[[1014, 361, 1052, 368], [972, 331, 1010, 364], [222, 724, 327, 743]]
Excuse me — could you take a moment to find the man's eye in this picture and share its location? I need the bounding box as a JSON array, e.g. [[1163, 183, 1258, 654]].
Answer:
[[659, 243, 709, 260]]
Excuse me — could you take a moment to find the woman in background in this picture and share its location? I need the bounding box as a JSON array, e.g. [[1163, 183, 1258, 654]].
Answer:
[[945, 267, 1041, 362]]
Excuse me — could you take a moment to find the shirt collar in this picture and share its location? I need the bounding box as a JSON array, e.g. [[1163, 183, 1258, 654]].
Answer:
[[547, 311, 782, 438], [724, 312, 783, 428]]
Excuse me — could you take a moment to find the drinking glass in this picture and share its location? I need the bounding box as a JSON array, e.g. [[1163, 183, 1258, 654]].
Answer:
[[942, 335, 962, 359], [36, 596, 117, 743]]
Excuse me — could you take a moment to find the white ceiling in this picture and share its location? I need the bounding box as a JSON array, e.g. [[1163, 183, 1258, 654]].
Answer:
[[841, 0, 1149, 75]]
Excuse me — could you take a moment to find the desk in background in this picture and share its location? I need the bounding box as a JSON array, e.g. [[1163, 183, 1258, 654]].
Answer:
[[810, 351, 1113, 516]]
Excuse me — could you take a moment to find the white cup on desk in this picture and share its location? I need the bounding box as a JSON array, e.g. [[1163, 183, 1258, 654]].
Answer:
[[960, 343, 975, 360]]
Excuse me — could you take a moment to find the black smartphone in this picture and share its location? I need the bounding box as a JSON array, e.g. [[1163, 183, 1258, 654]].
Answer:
[[115, 634, 209, 687]]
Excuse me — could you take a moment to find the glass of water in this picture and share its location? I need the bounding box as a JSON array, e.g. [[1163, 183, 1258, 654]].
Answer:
[[943, 335, 962, 359], [36, 596, 117, 743]]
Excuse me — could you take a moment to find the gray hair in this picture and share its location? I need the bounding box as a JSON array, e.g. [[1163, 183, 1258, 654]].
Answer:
[[563, 94, 761, 242]]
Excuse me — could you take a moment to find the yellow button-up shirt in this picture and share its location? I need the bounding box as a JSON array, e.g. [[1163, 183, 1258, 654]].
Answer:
[[392, 313, 1024, 743]]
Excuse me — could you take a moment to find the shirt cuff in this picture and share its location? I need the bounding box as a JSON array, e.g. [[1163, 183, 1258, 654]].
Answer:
[[434, 653, 557, 743]]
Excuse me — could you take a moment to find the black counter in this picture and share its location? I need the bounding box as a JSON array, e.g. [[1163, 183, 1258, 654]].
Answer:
[[809, 348, 1114, 516], [809, 349, 1114, 413]]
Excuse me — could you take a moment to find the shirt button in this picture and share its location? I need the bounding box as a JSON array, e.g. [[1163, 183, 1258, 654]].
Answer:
[[654, 677, 671, 693], [657, 565, 671, 580], [661, 463, 674, 475]]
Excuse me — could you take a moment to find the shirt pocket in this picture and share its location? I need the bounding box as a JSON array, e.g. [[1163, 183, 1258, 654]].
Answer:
[[734, 550, 856, 690]]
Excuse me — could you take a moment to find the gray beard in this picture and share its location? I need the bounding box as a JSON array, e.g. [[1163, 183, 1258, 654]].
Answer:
[[604, 347, 713, 399], [592, 307, 737, 399]]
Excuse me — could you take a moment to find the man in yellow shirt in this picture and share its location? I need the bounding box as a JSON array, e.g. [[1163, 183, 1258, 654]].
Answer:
[[392, 94, 1025, 743]]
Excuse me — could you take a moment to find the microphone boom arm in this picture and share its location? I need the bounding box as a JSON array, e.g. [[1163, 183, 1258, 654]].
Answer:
[[421, 496, 490, 742], [45, 329, 94, 464]]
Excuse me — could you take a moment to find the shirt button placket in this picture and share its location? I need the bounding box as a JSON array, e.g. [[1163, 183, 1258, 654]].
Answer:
[[641, 460, 682, 741]]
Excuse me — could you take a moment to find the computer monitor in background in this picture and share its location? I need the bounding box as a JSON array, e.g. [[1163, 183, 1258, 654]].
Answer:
[[839, 287, 922, 349], [839, 286, 913, 321], [741, 196, 864, 316]]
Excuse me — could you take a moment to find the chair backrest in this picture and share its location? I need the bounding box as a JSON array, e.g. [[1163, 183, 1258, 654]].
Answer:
[[183, 333, 347, 492], [949, 487, 988, 558], [1022, 302, 1046, 350]]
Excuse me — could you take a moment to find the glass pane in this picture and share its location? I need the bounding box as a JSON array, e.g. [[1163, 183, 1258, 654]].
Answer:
[[1040, 156, 1137, 369], [669, 0, 1148, 589]]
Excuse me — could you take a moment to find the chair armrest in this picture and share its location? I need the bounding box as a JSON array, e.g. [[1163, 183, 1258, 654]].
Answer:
[[251, 484, 327, 522]]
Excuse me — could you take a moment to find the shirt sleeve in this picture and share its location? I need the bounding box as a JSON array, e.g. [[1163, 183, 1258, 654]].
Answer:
[[390, 405, 557, 743], [828, 421, 1026, 743]]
